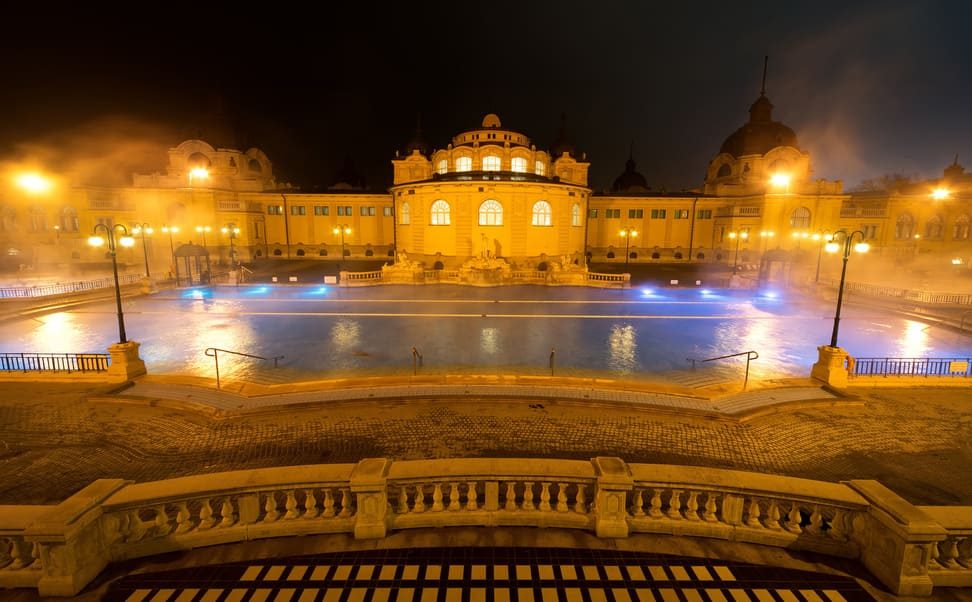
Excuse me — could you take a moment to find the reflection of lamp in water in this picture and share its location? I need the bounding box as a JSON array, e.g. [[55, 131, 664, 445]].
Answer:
[[88, 223, 135, 343], [824, 229, 869, 348]]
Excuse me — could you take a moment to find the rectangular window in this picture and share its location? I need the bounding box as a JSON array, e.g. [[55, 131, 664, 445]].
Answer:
[[345, 206, 352, 215], [360, 207, 367, 216], [290, 205, 305, 216], [628, 209, 644, 219], [589, 209, 598, 218], [862, 224, 878, 239], [360, 206, 376, 216], [696, 209, 712, 219], [337, 206, 344, 216], [383, 207, 393, 217], [267, 205, 283, 215], [650, 209, 667, 219], [606, 209, 621, 218], [673, 209, 689, 219], [314, 205, 329, 216]]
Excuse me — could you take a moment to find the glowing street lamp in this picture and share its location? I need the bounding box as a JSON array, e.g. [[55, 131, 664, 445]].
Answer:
[[161, 225, 179, 277], [824, 230, 870, 348], [221, 224, 241, 267], [769, 173, 791, 192], [88, 224, 135, 343], [14, 172, 53, 194], [811, 230, 834, 283], [195, 225, 211, 250], [727, 230, 749, 274], [131, 223, 154, 278], [188, 167, 209, 186], [931, 187, 950, 201], [619, 227, 638, 266], [333, 225, 352, 258], [758, 230, 775, 253]]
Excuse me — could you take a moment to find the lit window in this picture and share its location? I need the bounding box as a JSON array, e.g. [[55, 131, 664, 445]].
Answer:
[[314, 205, 329, 216], [895, 213, 914, 239], [650, 209, 666, 219], [696, 209, 712, 219], [535, 161, 545, 176], [436, 159, 448, 174], [482, 155, 501, 171], [267, 205, 283, 215], [291, 205, 306, 216], [400, 202, 411, 225], [925, 215, 944, 239], [60, 207, 79, 232], [571, 203, 581, 227], [673, 210, 689, 219], [532, 200, 552, 226], [862, 224, 878, 240], [953, 214, 970, 240], [431, 200, 451, 225], [589, 208, 598, 218], [605, 209, 621, 218], [479, 200, 503, 226], [789, 207, 811, 228], [383, 207, 393, 217], [511, 157, 527, 173], [456, 157, 472, 172], [628, 209, 644, 219]]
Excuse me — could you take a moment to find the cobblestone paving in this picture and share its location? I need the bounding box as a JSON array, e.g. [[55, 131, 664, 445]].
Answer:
[[0, 383, 970, 507]]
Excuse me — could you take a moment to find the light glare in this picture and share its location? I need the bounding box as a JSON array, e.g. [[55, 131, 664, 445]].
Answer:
[[88, 236, 105, 247], [825, 242, 840, 254], [931, 187, 950, 200], [769, 173, 791, 188], [119, 236, 135, 248], [15, 173, 52, 194]]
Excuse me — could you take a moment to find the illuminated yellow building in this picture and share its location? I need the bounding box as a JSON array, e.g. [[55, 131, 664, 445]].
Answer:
[[1, 103, 969, 277]]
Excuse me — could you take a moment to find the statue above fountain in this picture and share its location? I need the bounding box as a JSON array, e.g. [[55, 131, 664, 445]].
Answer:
[[459, 236, 512, 285], [381, 250, 424, 282]]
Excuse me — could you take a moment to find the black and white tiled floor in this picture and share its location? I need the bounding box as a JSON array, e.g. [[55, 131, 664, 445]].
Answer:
[[105, 548, 874, 602]]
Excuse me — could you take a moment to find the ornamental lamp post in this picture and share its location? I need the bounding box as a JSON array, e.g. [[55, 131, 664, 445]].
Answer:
[[811, 230, 833, 283], [221, 224, 241, 267], [824, 229, 870, 349], [195, 225, 211, 250], [161, 225, 179, 277], [333, 225, 351, 259], [728, 230, 748, 274], [131, 223, 153, 278], [88, 224, 135, 343], [619, 227, 637, 266]]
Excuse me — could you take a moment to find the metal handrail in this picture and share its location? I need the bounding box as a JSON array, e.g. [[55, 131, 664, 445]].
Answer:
[[687, 350, 759, 390], [411, 346, 423, 375], [204, 347, 285, 390]]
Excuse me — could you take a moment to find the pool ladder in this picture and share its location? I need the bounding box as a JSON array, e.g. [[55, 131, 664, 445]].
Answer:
[[205, 347, 285, 390], [686, 350, 759, 390]]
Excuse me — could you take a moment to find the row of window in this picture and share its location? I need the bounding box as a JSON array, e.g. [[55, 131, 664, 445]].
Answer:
[[435, 157, 546, 176], [267, 205, 394, 217], [895, 213, 971, 240], [592, 209, 702, 220], [398, 200, 583, 227]]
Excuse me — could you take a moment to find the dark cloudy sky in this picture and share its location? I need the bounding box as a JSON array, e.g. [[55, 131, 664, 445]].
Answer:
[[2, 1, 970, 191]]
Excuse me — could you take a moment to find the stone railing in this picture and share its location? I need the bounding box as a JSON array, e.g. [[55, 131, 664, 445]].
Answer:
[[1, 457, 964, 596], [822, 279, 972, 306], [338, 270, 383, 286], [340, 269, 630, 288], [0, 274, 143, 299]]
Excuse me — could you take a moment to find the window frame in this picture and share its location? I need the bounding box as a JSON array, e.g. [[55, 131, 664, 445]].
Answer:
[[478, 199, 504, 226], [531, 200, 553, 227], [430, 199, 451, 225]]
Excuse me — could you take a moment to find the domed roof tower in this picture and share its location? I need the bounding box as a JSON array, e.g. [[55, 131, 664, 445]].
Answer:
[[612, 145, 650, 193]]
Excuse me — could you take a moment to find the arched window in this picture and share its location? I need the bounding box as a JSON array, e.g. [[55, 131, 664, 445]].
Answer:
[[436, 159, 448, 174], [0, 205, 15, 232], [789, 207, 811, 229], [60, 207, 79, 232], [400, 202, 411, 225], [30, 206, 46, 232], [531, 200, 552, 226], [455, 156, 472, 172], [188, 152, 211, 168], [953, 214, 970, 240], [248, 158, 262, 172], [895, 213, 915, 239], [535, 161, 545, 176], [430, 200, 451, 225], [717, 163, 732, 177], [511, 157, 527, 173], [482, 155, 501, 171], [925, 214, 944, 239], [571, 203, 581, 227], [478, 200, 503, 226]]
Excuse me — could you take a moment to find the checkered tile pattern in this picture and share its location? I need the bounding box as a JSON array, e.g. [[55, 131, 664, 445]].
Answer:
[[107, 548, 873, 601]]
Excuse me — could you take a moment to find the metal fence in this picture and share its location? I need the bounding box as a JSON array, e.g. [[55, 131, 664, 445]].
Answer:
[[0, 274, 143, 299], [851, 357, 972, 377], [823, 280, 972, 306], [0, 353, 111, 373]]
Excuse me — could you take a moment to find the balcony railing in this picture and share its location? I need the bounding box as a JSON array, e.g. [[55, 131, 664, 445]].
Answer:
[[0, 352, 110, 373]]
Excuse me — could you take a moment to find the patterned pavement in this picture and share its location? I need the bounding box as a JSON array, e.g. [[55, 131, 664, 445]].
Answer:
[[105, 548, 874, 602]]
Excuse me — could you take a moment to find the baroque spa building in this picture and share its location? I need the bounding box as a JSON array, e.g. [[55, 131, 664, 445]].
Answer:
[[2, 92, 971, 276]]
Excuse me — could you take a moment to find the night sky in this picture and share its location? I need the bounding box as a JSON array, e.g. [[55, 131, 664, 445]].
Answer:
[[2, 1, 970, 192]]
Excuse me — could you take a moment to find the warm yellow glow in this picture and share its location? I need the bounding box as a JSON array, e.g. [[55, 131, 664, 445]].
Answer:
[[88, 236, 105, 247], [897, 320, 929, 357], [914, 234, 921, 240], [619, 229, 637, 238], [952, 258, 964, 266], [119, 236, 135, 248], [825, 241, 840, 254], [854, 242, 870, 253], [728, 232, 737, 239], [760, 230, 774, 238], [931, 187, 950, 200], [769, 173, 791, 188], [800, 232, 809, 239], [14, 172, 53, 194], [132, 226, 153, 235], [740, 231, 749, 240], [825, 233, 834, 241], [333, 227, 341, 235], [162, 226, 179, 234], [811, 233, 821, 241], [196, 226, 211, 233], [189, 167, 209, 182]]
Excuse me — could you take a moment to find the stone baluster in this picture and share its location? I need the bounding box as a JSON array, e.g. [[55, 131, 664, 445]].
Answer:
[[466, 482, 478, 511], [630, 489, 645, 517], [785, 503, 803, 533], [198, 498, 215, 530], [154, 504, 171, 535], [398, 486, 409, 514], [575, 484, 588, 514], [666, 490, 683, 520], [29, 542, 41, 571], [556, 483, 568, 513], [539, 483, 552, 512], [412, 485, 426, 513], [504, 482, 517, 511], [323, 489, 336, 517], [126, 509, 148, 541], [303, 489, 320, 519], [447, 483, 460, 511], [263, 492, 280, 522], [338, 489, 352, 517], [522, 482, 535, 510], [957, 537, 971, 568], [685, 491, 700, 521], [284, 490, 299, 519], [828, 508, 847, 540], [218, 498, 236, 528], [928, 542, 941, 570], [746, 498, 762, 528], [0, 538, 12, 569], [939, 538, 963, 569], [432, 483, 444, 512], [703, 493, 719, 522], [765, 500, 782, 530], [648, 489, 663, 518], [806, 506, 823, 535], [7, 538, 30, 569], [175, 502, 193, 534]]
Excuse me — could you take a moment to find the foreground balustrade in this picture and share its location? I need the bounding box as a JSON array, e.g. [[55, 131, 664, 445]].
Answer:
[[1, 457, 968, 597]]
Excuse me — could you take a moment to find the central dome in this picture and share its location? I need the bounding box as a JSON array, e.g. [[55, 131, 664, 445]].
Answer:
[[719, 94, 799, 158]]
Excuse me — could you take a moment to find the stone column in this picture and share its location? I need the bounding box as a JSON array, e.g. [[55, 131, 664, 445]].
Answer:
[[847, 480, 947, 596], [351, 458, 391, 539], [810, 345, 849, 388], [106, 341, 147, 381], [591, 457, 633, 538]]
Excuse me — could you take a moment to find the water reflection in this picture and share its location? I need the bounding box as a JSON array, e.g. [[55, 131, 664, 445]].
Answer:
[[897, 320, 929, 357], [480, 327, 500, 355], [607, 323, 638, 374], [331, 319, 361, 353], [31, 312, 90, 352]]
